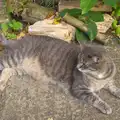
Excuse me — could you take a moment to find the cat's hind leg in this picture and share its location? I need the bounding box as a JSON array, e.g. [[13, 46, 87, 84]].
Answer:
[[104, 81, 120, 99], [0, 67, 25, 91], [71, 84, 112, 114]]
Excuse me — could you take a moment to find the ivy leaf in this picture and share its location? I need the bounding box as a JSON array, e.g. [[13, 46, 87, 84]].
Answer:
[[1, 23, 9, 32], [6, 33, 17, 40], [80, 0, 98, 14], [59, 8, 82, 18], [114, 8, 120, 17], [9, 20, 23, 31], [13, 21, 23, 31], [86, 19, 97, 41], [59, 9, 69, 17], [75, 28, 89, 42], [8, 22, 13, 28], [78, 15, 88, 23], [83, 11, 104, 22], [67, 8, 82, 17], [103, 0, 120, 7], [78, 16, 97, 40]]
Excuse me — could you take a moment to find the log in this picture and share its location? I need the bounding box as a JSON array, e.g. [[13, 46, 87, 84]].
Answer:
[[0, 0, 9, 23], [21, 3, 55, 24]]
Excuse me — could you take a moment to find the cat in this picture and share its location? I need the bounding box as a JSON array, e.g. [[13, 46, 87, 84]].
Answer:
[[0, 35, 119, 115]]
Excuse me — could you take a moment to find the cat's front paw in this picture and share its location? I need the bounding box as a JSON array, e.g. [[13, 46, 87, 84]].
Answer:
[[106, 84, 120, 99], [93, 99, 112, 114]]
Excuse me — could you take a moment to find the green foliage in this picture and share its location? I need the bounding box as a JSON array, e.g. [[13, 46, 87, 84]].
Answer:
[[5, 32, 17, 40], [86, 19, 97, 41], [114, 7, 120, 17], [83, 11, 104, 22], [112, 20, 118, 29], [59, 8, 104, 22], [59, 8, 100, 41], [111, 1, 120, 36], [75, 28, 89, 42], [1, 23, 9, 32], [115, 27, 120, 35], [59, 8, 82, 18], [0, 19, 23, 40], [80, 0, 120, 15], [77, 16, 98, 41], [1, 19, 23, 32], [66, 8, 82, 17], [103, 0, 120, 7], [78, 0, 120, 40], [80, 0, 97, 14], [59, 9, 69, 17], [8, 20, 23, 31]]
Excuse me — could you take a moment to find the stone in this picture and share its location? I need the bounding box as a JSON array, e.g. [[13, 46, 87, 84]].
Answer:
[[96, 14, 114, 33], [28, 19, 76, 42]]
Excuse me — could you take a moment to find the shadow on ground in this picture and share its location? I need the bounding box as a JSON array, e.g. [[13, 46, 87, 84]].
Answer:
[[0, 45, 120, 120]]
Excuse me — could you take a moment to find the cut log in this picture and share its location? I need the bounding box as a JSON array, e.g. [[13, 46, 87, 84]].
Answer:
[[21, 3, 55, 24]]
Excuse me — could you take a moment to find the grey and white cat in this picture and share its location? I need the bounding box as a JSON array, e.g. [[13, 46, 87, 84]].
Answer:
[[0, 35, 119, 114]]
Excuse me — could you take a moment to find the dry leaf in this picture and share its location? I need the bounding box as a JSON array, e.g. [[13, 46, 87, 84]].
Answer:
[[17, 31, 26, 40]]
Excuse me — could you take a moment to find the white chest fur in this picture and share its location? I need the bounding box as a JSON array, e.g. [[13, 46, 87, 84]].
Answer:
[[88, 61, 116, 92], [89, 78, 111, 92]]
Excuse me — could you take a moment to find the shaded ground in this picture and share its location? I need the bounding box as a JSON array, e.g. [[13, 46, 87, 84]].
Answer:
[[0, 41, 120, 120]]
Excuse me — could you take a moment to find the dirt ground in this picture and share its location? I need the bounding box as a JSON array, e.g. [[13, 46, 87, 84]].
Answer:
[[0, 42, 120, 120]]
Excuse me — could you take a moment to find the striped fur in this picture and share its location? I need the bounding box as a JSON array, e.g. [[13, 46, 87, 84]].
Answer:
[[0, 35, 80, 82], [0, 35, 119, 115]]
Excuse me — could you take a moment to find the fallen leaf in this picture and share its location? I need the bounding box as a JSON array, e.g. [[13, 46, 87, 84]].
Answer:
[[53, 17, 61, 25], [17, 31, 26, 39]]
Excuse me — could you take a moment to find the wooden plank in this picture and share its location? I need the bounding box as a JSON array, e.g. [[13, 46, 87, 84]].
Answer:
[[58, 0, 112, 12]]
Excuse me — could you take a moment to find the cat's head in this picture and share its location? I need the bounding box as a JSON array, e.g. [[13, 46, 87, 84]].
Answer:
[[77, 44, 110, 79]]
